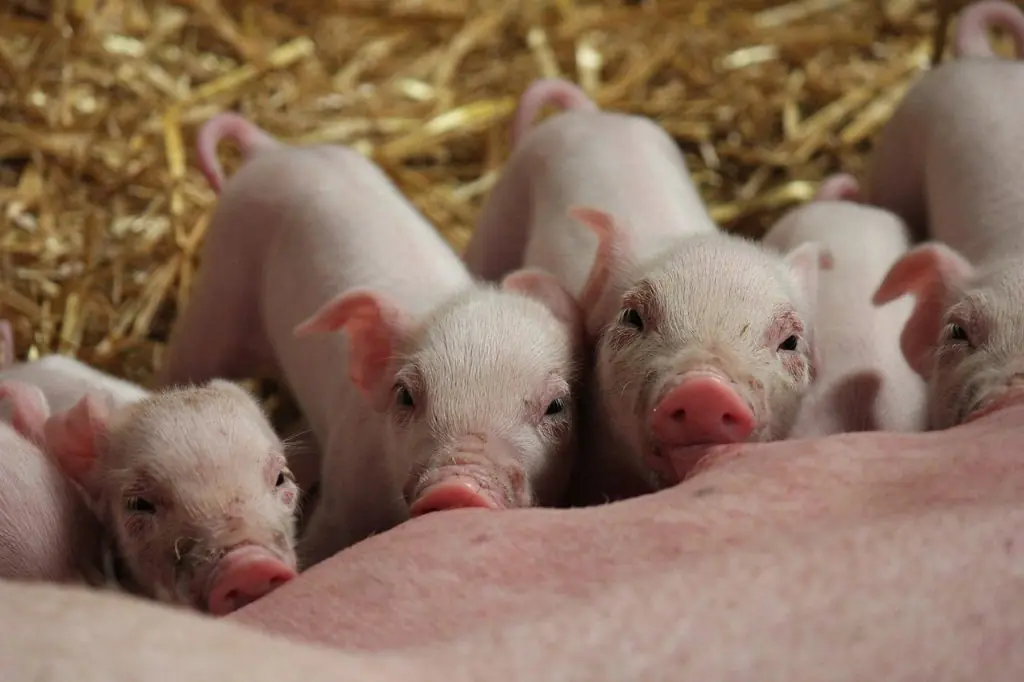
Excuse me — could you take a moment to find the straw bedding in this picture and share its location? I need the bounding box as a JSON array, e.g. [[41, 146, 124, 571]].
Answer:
[[0, 0, 998, 426]]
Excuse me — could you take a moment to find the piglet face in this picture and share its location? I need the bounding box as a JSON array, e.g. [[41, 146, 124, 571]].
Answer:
[[295, 272, 584, 516], [869, 242, 1024, 429], [61, 382, 300, 614], [388, 288, 581, 514], [926, 266, 1024, 427], [593, 235, 817, 487]]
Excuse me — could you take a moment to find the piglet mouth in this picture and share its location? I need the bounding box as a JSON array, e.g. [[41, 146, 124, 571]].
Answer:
[[199, 544, 297, 616], [405, 463, 515, 518]]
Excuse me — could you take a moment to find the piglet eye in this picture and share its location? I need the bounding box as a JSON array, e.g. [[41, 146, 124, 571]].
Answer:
[[777, 335, 799, 352], [395, 383, 415, 408], [125, 497, 156, 514], [620, 308, 644, 331], [949, 324, 969, 343], [544, 397, 566, 416], [275, 469, 294, 487]]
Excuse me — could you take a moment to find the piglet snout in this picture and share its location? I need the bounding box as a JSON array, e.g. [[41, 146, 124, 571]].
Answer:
[[205, 546, 296, 616], [409, 477, 502, 517], [651, 374, 755, 448]]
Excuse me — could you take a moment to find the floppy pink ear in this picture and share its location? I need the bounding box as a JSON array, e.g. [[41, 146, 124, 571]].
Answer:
[[873, 242, 974, 379], [293, 288, 410, 402], [44, 393, 112, 493], [0, 380, 51, 444], [500, 268, 585, 346], [569, 206, 635, 335]]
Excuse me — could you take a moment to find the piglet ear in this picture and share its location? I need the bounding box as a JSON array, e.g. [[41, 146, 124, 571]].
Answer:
[[500, 268, 585, 346], [293, 288, 409, 402], [0, 379, 51, 444], [873, 242, 974, 379], [569, 206, 635, 335], [44, 393, 112, 492]]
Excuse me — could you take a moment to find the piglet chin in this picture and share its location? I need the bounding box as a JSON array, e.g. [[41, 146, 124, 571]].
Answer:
[[203, 545, 297, 616]]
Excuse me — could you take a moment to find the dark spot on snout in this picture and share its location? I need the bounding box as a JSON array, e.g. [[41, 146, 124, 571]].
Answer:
[[470, 532, 491, 545], [693, 486, 717, 498]]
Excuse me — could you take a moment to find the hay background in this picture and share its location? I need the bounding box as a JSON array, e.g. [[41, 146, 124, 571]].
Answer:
[[0, 0, 998, 423]]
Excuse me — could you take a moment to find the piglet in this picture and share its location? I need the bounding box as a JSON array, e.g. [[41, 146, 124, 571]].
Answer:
[[762, 174, 926, 437], [160, 113, 584, 567], [954, 0, 1024, 60], [464, 79, 828, 498], [0, 356, 300, 614], [866, 5, 1024, 429], [0, 380, 103, 583]]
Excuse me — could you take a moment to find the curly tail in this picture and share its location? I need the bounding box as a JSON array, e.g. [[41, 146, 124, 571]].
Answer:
[[813, 173, 862, 202], [509, 78, 599, 148], [195, 113, 282, 193], [954, 0, 1024, 60]]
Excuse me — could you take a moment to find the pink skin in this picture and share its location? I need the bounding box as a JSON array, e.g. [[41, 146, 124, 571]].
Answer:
[[577, 209, 828, 492], [812, 172, 862, 203], [468, 78, 827, 493], [5, 357, 299, 614], [465, 80, 829, 496], [160, 114, 585, 568], [0, 381, 104, 583], [762, 184, 927, 436], [954, 0, 1024, 60], [508, 77, 598, 148], [864, 47, 1024, 429], [463, 78, 714, 287]]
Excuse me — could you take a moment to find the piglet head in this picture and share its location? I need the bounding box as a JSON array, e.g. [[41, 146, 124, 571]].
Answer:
[[577, 210, 826, 487], [873, 242, 1022, 428], [296, 275, 583, 516], [45, 381, 300, 616]]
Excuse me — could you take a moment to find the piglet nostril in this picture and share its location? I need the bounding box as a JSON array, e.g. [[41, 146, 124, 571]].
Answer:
[[670, 408, 686, 423], [722, 412, 738, 426]]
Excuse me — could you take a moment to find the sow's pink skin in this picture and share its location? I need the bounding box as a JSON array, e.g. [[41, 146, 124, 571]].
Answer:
[[865, 2, 1024, 430], [0, 379, 103, 583], [464, 79, 828, 497], [0, 356, 300, 615], [762, 175, 927, 437], [161, 114, 584, 567]]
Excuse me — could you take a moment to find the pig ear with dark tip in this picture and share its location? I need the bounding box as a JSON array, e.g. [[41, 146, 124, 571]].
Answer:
[[873, 242, 975, 379], [0, 379, 51, 445], [44, 392, 113, 492], [569, 205, 635, 334], [293, 288, 409, 405], [500, 269, 584, 345]]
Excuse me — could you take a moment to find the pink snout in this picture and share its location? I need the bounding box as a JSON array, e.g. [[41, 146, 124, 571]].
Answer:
[[205, 546, 296, 616], [409, 478, 503, 518], [651, 375, 755, 447]]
